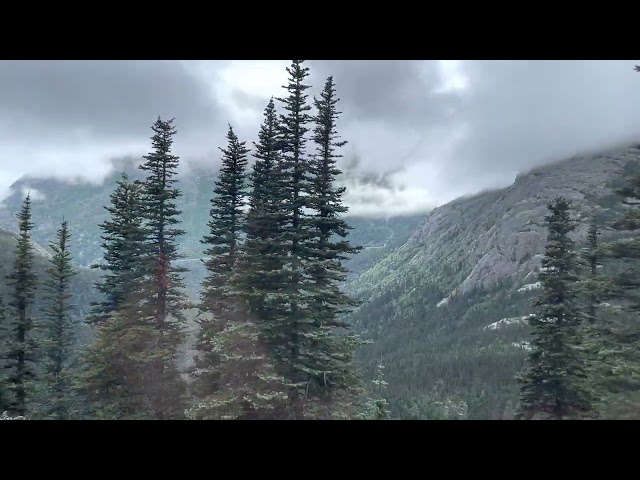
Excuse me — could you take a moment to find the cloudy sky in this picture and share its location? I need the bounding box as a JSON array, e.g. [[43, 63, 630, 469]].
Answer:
[[1, 60, 639, 216]]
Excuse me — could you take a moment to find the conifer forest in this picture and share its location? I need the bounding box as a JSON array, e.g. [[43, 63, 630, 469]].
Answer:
[[1, 60, 640, 419]]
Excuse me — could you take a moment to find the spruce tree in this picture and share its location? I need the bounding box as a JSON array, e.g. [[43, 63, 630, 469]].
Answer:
[[90, 173, 147, 322], [516, 197, 593, 420], [242, 98, 289, 316], [273, 60, 315, 418], [41, 219, 77, 419], [241, 99, 291, 358], [5, 194, 38, 416], [303, 75, 362, 417], [578, 216, 614, 413], [189, 125, 287, 419], [137, 116, 189, 419], [78, 173, 151, 419], [198, 125, 249, 325]]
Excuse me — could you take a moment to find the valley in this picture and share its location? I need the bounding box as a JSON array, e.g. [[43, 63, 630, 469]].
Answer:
[[1, 143, 639, 419]]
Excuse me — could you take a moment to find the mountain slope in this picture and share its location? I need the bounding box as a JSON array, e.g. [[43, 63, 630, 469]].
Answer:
[[0, 158, 218, 267], [0, 161, 424, 292], [347, 144, 640, 419], [0, 227, 100, 346], [0, 164, 425, 375]]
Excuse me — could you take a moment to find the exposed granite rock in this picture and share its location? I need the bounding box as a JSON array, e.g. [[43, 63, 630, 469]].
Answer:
[[351, 144, 640, 300]]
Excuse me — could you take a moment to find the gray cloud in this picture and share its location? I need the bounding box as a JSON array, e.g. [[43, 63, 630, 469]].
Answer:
[[310, 60, 459, 127], [315, 60, 640, 207], [441, 60, 640, 197], [0, 60, 219, 142], [2, 60, 640, 217], [0, 60, 231, 199]]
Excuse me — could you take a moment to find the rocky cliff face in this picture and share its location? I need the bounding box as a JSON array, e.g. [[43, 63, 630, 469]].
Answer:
[[346, 144, 640, 418], [351, 144, 639, 301]]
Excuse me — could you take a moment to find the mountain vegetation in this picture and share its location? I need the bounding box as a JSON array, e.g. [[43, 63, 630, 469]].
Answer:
[[0, 60, 365, 419], [1, 63, 640, 419]]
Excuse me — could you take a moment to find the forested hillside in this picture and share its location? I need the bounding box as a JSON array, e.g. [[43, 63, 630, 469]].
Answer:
[[2, 60, 640, 420], [0, 61, 376, 419], [347, 145, 640, 418], [0, 227, 99, 333]]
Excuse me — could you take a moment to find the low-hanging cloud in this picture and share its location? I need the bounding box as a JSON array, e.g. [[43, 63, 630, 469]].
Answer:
[[0, 60, 227, 199], [1, 60, 640, 216]]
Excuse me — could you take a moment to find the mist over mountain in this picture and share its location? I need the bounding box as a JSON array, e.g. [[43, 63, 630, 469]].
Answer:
[[2, 140, 638, 418], [2, 60, 640, 420], [348, 143, 640, 418]]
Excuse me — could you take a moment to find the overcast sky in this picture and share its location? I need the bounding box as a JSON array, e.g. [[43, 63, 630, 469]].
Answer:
[[1, 60, 639, 216]]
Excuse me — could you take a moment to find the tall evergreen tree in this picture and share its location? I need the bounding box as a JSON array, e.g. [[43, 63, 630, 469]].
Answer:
[[137, 116, 189, 419], [198, 125, 249, 322], [235, 102, 294, 419], [303, 75, 362, 416], [189, 125, 287, 419], [41, 219, 77, 419], [78, 173, 152, 419], [242, 99, 290, 343], [516, 197, 593, 420], [273, 60, 316, 418], [5, 194, 38, 416], [578, 215, 615, 414], [90, 173, 147, 322]]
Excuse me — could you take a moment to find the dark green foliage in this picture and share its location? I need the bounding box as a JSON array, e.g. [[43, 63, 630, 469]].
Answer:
[[81, 118, 189, 419], [188, 125, 288, 419], [271, 60, 315, 418], [190, 127, 246, 405], [351, 274, 529, 419], [242, 98, 289, 322], [256, 61, 364, 419], [187, 309, 288, 419], [577, 216, 616, 413], [595, 165, 640, 416], [302, 75, 362, 415], [136, 116, 189, 419], [90, 173, 147, 322], [41, 220, 77, 419], [241, 99, 291, 382], [78, 174, 150, 418], [138, 117, 190, 327], [4, 194, 38, 416], [198, 125, 249, 319], [516, 197, 593, 419]]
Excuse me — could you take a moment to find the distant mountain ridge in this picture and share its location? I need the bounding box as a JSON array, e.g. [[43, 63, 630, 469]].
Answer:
[[346, 143, 640, 418], [0, 227, 100, 346], [4, 144, 637, 418], [350, 144, 640, 300], [0, 161, 425, 298]]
